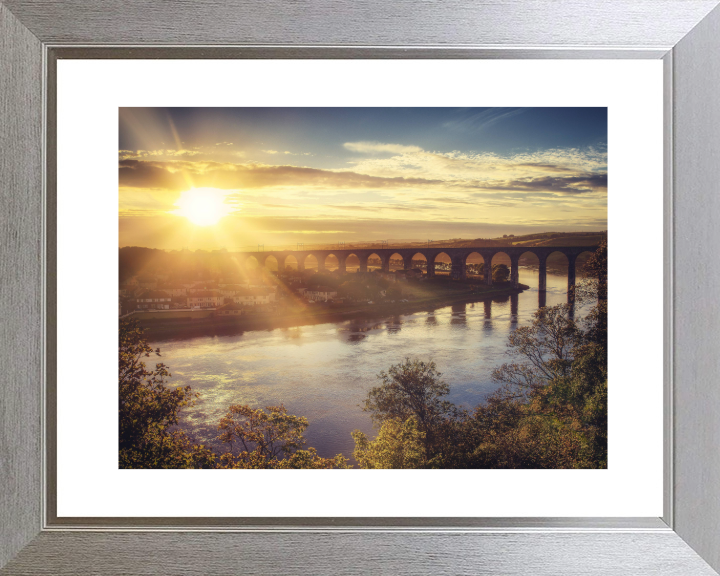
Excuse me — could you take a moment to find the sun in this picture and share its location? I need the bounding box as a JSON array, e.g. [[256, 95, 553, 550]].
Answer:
[[172, 188, 236, 226]]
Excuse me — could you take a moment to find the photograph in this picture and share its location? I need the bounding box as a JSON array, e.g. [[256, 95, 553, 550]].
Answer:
[[118, 106, 608, 470], [5, 2, 720, 573]]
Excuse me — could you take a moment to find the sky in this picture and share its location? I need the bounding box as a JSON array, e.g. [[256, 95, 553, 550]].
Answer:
[[119, 107, 607, 250]]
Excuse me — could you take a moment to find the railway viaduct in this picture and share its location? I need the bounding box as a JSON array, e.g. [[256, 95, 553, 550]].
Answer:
[[235, 245, 599, 292]]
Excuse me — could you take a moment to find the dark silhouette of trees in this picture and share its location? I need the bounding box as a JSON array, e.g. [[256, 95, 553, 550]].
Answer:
[[119, 319, 215, 468], [492, 263, 510, 282]]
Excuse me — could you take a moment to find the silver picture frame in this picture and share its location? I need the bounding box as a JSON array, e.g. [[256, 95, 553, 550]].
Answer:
[[2, 1, 720, 573]]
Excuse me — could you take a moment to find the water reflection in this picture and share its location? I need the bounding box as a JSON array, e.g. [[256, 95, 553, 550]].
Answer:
[[387, 316, 403, 334], [154, 270, 589, 460], [450, 303, 467, 326], [281, 327, 303, 340]]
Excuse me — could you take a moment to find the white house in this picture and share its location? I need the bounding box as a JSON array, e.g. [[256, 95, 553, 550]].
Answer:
[[187, 290, 223, 308], [135, 290, 172, 310], [307, 287, 338, 302], [230, 287, 275, 306]]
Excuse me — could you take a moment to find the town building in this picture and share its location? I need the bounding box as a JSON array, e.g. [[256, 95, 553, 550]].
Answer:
[[187, 290, 223, 308], [135, 290, 172, 310], [157, 284, 188, 297], [307, 287, 338, 302], [230, 287, 276, 306], [219, 284, 252, 298]]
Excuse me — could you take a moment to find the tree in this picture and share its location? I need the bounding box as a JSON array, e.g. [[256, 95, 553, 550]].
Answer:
[[574, 239, 608, 347], [338, 279, 371, 301], [216, 404, 349, 469], [583, 239, 608, 300], [492, 304, 579, 390], [480, 241, 608, 468], [352, 417, 427, 469], [492, 263, 510, 282], [119, 318, 215, 468], [360, 358, 456, 459]]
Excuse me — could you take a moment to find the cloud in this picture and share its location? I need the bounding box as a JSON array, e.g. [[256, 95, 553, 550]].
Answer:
[[513, 163, 575, 172], [119, 159, 444, 192], [263, 229, 351, 234], [345, 144, 607, 186], [473, 174, 607, 195], [119, 149, 201, 160], [323, 205, 379, 212], [344, 141, 423, 155], [442, 108, 526, 132], [424, 197, 477, 206], [262, 149, 312, 156]]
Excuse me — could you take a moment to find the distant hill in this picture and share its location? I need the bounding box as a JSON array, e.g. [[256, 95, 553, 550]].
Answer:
[[333, 231, 606, 251]]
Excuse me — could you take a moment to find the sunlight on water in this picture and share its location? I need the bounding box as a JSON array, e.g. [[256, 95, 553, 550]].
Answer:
[[155, 270, 591, 459]]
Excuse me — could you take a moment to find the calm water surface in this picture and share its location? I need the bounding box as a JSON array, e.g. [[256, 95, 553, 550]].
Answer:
[[155, 269, 589, 459]]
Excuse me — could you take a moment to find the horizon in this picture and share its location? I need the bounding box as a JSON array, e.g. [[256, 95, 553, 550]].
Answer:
[[119, 107, 608, 251], [119, 229, 607, 253]]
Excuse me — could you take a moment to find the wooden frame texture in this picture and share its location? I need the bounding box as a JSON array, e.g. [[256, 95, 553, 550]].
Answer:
[[1, 1, 720, 574]]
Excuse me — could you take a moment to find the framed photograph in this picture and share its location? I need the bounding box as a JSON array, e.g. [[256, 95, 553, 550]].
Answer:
[[2, 1, 720, 574]]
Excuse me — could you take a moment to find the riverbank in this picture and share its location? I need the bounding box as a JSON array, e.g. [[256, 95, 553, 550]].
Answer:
[[138, 282, 530, 341]]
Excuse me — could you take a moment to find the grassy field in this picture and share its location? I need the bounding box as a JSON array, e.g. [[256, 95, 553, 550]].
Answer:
[[530, 235, 605, 248]]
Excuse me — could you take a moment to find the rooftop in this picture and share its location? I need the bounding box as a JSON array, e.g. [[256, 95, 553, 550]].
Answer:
[[137, 290, 171, 299]]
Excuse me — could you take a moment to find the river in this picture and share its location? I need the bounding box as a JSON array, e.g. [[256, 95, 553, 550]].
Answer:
[[154, 269, 591, 461]]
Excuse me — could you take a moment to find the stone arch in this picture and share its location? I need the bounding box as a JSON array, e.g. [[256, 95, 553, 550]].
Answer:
[[324, 253, 340, 271], [575, 249, 595, 275], [518, 250, 541, 288], [433, 252, 452, 275], [490, 251, 512, 267], [409, 252, 428, 275], [546, 250, 570, 271], [263, 254, 279, 272], [345, 253, 361, 272], [388, 252, 405, 271], [519, 250, 540, 267], [245, 255, 259, 270], [547, 250, 571, 294], [464, 251, 485, 278], [489, 251, 512, 285], [303, 253, 319, 272], [283, 254, 298, 271], [366, 252, 384, 272]]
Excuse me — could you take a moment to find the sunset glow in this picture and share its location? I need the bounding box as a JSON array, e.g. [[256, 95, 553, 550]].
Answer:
[[171, 188, 237, 227], [119, 107, 608, 250]]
